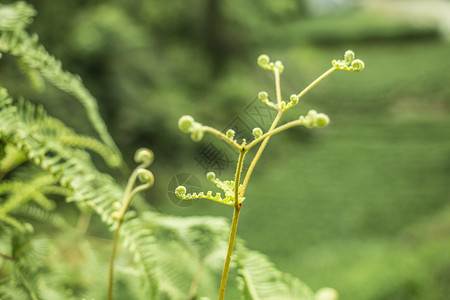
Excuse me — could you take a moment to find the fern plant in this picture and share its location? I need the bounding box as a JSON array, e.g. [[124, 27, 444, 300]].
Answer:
[[175, 51, 364, 299], [0, 1, 365, 300]]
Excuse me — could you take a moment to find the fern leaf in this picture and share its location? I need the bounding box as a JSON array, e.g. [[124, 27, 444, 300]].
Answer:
[[0, 1, 36, 31], [0, 3, 121, 165], [237, 249, 315, 300]]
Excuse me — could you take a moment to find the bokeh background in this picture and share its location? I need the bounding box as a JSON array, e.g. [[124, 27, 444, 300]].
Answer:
[[1, 0, 450, 299]]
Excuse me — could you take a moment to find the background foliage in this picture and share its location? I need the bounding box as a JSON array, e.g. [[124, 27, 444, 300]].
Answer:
[[1, 0, 449, 299]]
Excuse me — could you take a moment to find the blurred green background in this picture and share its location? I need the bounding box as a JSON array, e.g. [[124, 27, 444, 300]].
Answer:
[[1, 0, 450, 299]]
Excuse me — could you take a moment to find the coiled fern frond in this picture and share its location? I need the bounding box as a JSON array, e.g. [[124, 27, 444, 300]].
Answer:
[[0, 1, 121, 167]]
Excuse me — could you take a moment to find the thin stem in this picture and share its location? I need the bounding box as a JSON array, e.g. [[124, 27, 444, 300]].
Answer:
[[233, 151, 246, 210], [203, 126, 242, 150], [245, 118, 303, 151], [274, 68, 282, 106], [240, 111, 282, 197], [240, 67, 337, 195], [107, 166, 153, 300], [107, 218, 124, 300], [217, 64, 337, 299], [296, 67, 336, 99], [218, 205, 242, 300], [218, 150, 245, 300]]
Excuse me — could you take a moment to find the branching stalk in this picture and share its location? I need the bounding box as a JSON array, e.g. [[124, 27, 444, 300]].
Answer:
[[296, 67, 336, 99], [107, 148, 154, 300], [203, 126, 242, 150], [218, 150, 245, 300], [176, 51, 364, 299]]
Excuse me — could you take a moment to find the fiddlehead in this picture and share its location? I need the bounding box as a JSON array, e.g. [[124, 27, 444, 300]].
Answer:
[[108, 148, 154, 300]]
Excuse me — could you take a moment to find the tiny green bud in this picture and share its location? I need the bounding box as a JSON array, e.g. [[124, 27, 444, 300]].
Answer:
[[257, 54, 270, 68], [206, 172, 216, 181], [252, 127, 263, 138], [307, 109, 318, 120], [274, 60, 284, 73], [316, 113, 330, 127], [178, 115, 195, 132], [134, 147, 154, 165], [350, 59, 365, 72], [315, 288, 339, 300], [258, 91, 268, 101], [226, 129, 235, 139], [290, 94, 299, 104], [175, 186, 187, 198], [191, 129, 204, 142], [138, 169, 154, 183], [344, 50, 355, 64]]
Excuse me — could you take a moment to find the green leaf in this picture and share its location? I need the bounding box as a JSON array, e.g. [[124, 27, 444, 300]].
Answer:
[[237, 249, 315, 300]]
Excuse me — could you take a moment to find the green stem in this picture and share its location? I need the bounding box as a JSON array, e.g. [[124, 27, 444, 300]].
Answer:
[[218, 150, 245, 300], [203, 126, 242, 150], [240, 111, 282, 197], [274, 68, 282, 107], [296, 67, 336, 99], [107, 218, 124, 300], [107, 165, 153, 300], [240, 64, 285, 196], [245, 118, 304, 151], [218, 204, 242, 300], [241, 66, 337, 194]]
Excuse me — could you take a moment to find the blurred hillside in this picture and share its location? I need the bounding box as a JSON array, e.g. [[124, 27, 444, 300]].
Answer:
[[1, 0, 449, 299]]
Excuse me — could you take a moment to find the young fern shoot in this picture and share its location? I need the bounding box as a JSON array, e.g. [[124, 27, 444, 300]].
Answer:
[[176, 50, 365, 299], [107, 148, 155, 300]]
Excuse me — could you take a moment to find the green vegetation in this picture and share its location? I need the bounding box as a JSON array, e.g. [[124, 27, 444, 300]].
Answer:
[[1, 0, 449, 299], [175, 50, 364, 299]]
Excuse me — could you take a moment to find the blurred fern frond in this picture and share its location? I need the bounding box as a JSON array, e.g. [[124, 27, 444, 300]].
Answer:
[[0, 2, 322, 300], [0, 2, 121, 167], [0, 1, 35, 31], [237, 249, 315, 300]]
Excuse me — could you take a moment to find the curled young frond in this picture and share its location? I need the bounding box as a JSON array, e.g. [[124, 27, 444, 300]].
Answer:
[[226, 129, 235, 140], [178, 115, 205, 142], [175, 185, 235, 206], [332, 50, 365, 72], [178, 115, 195, 133], [299, 110, 330, 128], [208, 172, 245, 204], [123, 148, 155, 208], [350, 59, 365, 72], [258, 91, 277, 110], [282, 94, 300, 111], [257, 54, 284, 73], [134, 147, 154, 168], [252, 128, 263, 139], [174, 172, 245, 206], [257, 54, 270, 69], [178, 115, 242, 149]]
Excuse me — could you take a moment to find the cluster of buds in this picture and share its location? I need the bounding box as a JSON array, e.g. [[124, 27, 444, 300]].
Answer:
[[299, 110, 330, 128], [332, 50, 365, 72]]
